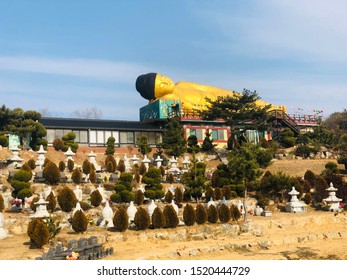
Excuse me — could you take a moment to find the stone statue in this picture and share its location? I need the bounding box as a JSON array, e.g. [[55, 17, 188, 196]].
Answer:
[[136, 73, 285, 112]]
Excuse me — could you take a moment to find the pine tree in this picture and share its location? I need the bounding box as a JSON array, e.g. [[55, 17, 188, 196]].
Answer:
[[183, 204, 196, 226], [72, 210, 88, 233], [134, 207, 150, 230], [195, 204, 208, 224], [113, 208, 129, 232], [161, 116, 186, 157], [152, 207, 166, 228], [105, 136, 115, 155]]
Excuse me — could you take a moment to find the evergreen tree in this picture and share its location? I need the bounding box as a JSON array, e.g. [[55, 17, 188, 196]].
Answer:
[[136, 135, 152, 156], [105, 136, 115, 155], [201, 131, 216, 152], [43, 162, 60, 185], [161, 116, 186, 157]]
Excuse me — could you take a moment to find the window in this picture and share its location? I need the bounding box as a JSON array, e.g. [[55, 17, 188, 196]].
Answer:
[[120, 132, 134, 144], [196, 129, 203, 140], [46, 129, 55, 143], [211, 129, 226, 140], [55, 129, 64, 139], [73, 130, 80, 143], [89, 130, 97, 143], [212, 130, 218, 140], [80, 131, 88, 143], [148, 132, 156, 145], [112, 131, 119, 143], [97, 131, 104, 144], [105, 131, 112, 141]]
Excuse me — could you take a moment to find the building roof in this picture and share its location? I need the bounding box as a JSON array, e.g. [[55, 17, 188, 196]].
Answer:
[[39, 117, 163, 132]]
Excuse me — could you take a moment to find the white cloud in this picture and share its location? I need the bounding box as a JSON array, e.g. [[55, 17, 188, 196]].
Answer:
[[0, 56, 151, 83]]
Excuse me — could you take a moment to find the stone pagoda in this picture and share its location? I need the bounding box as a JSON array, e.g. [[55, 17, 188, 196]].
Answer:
[[323, 182, 343, 212], [284, 187, 307, 213], [35, 145, 47, 169], [31, 193, 50, 218]]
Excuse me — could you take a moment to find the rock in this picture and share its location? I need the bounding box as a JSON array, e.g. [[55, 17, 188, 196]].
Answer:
[[190, 233, 205, 241], [188, 249, 199, 256], [155, 231, 169, 240], [258, 241, 271, 250]]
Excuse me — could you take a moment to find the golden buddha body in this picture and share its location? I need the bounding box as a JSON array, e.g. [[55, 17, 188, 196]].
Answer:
[[136, 73, 285, 112]]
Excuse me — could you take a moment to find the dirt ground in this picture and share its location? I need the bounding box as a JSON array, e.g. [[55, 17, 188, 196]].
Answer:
[[1, 208, 346, 260], [1, 148, 346, 260]]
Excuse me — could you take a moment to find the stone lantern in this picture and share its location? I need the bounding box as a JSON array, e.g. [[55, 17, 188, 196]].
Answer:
[[141, 155, 151, 171], [284, 187, 307, 213], [323, 182, 343, 212], [154, 156, 163, 168], [64, 147, 75, 163]]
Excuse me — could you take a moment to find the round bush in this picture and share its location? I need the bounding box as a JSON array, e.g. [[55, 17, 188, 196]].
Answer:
[[13, 169, 31, 182], [134, 207, 150, 230], [165, 190, 173, 203], [67, 159, 74, 172], [90, 190, 102, 207], [183, 204, 196, 226], [11, 180, 30, 193], [207, 204, 218, 224], [151, 207, 166, 228], [144, 190, 156, 200], [53, 138, 64, 151], [204, 187, 215, 202], [115, 184, 127, 193], [163, 205, 179, 228], [46, 192, 57, 212], [175, 187, 183, 203], [27, 218, 49, 248], [79, 201, 91, 211], [71, 168, 82, 184], [58, 161, 66, 172], [218, 204, 231, 223], [21, 163, 32, 177], [17, 189, 32, 200], [134, 190, 144, 205], [72, 210, 88, 233], [27, 159, 36, 170], [155, 190, 165, 199], [113, 208, 129, 232], [82, 160, 91, 175], [110, 193, 122, 204], [120, 190, 134, 203], [43, 162, 60, 185], [0, 135, 9, 147], [57, 187, 77, 212], [230, 204, 241, 221], [195, 204, 207, 225], [214, 187, 223, 200]]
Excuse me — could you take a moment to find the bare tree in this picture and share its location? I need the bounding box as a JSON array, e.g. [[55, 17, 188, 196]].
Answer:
[[39, 108, 52, 117], [72, 106, 103, 119]]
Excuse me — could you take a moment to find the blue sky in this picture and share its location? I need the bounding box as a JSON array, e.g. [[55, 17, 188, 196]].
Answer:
[[0, 0, 346, 120]]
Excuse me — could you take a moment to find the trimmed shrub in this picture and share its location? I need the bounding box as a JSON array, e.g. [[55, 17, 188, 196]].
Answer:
[[43, 162, 61, 185], [13, 169, 31, 182], [103, 183, 115, 191], [214, 187, 223, 200], [45, 191, 56, 212], [28, 159, 36, 170], [207, 205, 218, 224], [134, 190, 144, 205], [105, 155, 117, 172], [71, 168, 82, 184], [110, 193, 122, 204], [0, 194, 5, 212], [174, 187, 183, 203], [17, 189, 32, 200], [53, 138, 64, 151], [67, 159, 74, 172], [303, 192, 313, 205], [21, 163, 32, 176], [120, 190, 134, 203], [151, 207, 166, 228], [58, 161, 66, 172], [89, 170, 96, 184], [165, 190, 173, 203], [304, 170, 316, 187], [0, 135, 9, 147], [195, 204, 207, 225], [134, 207, 150, 230], [11, 180, 30, 197], [117, 160, 125, 173], [155, 190, 165, 199], [27, 218, 49, 248], [159, 166, 165, 177], [163, 205, 179, 228], [204, 187, 215, 202], [57, 187, 77, 212], [218, 204, 231, 223], [167, 173, 175, 184], [113, 208, 129, 232], [325, 162, 339, 174], [144, 190, 156, 200], [230, 191, 237, 199], [105, 136, 115, 155], [230, 204, 241, 221], [79, 201, 91, 211], [183, 204, 196, 226], [82, 160, 91, 175], [222, 186, 232, 200], [30, 196, 39, 211], [72, 210, 88, 233], [43, 158, 51, 167], [314, 175, 329, 202], [183, 189, 192, 202], [90, 190, 102, 207], [139, 163, 147, 176], [134, 173, 140, 183]]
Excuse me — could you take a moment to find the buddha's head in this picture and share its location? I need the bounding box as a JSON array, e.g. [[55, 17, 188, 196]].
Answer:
[[136, 73, 175, 100]]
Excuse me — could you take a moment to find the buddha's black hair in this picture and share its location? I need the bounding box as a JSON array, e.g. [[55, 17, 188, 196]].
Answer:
[[135, 73, 157, 100]]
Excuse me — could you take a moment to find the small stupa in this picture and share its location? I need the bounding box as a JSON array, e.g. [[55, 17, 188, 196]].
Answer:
[[284, 187, 307, 213], [323, 182, 343, 212], [127, 201, 137, 222], [31, 193, 50, 218], [101, 201, 114, 228]]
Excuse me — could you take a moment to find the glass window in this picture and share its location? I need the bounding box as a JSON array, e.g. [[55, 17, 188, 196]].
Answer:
[[218, 130, 225, 140], [135, 132, 142, 142], [148, 132, 156, 145], [89, 130, 97, 143], [80, 131, 88, 143], [105, 131, 112, 141], [55, 129, 64, 139], [46, 129, 55, 143], [97, 131, 104, 144], [156, 133, 162, 145], [196, 129, 203, 140], [112, 131, 119, 143], [212, 130, 218, 140], [190, 129, 196, 136], [63, 129, 72, 136], [73, 130, 80, 143], [127, 132, 134, 143]]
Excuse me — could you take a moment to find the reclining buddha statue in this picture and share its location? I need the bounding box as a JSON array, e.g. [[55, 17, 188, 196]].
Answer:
[[136, 72, 285, 112]]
